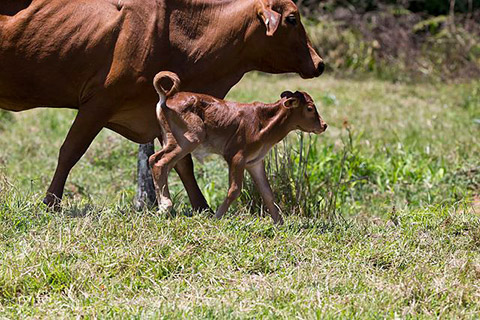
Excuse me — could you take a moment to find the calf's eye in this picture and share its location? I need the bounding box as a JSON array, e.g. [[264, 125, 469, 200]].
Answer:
[[286, 14, 297, 26]]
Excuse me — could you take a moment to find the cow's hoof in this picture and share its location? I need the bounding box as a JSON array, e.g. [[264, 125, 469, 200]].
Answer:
[[183, 210, 194, 217], [43, 194, 62, 212], [188, 207, 213, 217]]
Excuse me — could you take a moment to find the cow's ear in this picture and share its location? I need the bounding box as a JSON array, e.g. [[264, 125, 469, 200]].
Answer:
[[258, 3, 281, 36]]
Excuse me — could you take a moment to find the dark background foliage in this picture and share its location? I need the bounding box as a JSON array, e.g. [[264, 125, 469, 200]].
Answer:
[[295, 0, 480, 80], [295, 0, 480, 15]]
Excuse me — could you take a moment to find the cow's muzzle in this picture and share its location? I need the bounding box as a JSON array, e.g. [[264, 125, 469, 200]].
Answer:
[[300, 59, 325, 79], [316, 60, 325, 76]]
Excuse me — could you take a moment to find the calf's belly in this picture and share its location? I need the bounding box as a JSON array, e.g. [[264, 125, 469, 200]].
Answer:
[[192, 143, 220, 163]]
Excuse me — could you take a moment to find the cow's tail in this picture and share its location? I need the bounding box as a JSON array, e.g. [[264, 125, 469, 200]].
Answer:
[[153, 71, 180, 110]]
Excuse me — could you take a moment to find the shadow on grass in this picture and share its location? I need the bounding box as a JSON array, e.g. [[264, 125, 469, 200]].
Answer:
[[282, 218, 351, 234], [61, 203, 97, 218]]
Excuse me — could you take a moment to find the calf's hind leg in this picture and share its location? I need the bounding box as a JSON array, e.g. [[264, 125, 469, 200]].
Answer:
[[149, 143, 173, 212], [150, 135, 200, 214]]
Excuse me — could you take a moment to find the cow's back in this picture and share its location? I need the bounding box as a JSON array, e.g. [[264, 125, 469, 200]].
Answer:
[[0, 0, 161, 111]]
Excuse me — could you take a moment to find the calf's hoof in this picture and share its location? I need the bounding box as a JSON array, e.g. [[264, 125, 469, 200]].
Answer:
[[157, 201, 173, 216]]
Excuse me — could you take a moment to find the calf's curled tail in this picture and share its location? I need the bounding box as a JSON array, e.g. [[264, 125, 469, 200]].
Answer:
[[153, 71, 181, 109]]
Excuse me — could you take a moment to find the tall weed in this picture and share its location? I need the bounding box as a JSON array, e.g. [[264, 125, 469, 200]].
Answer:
[[240, 121, 478, 221]]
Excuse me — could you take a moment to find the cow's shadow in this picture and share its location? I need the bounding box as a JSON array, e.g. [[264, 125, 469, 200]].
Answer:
[[61, 204, 95, 218]]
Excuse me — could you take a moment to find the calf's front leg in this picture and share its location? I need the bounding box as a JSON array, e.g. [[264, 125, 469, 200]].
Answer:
[[247, 161, 284, 225], [215, 154, 246, 219]]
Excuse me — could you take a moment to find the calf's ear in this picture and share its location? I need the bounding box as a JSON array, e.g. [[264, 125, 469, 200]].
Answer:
[[283, 97, 300, 109], [258, 2, 281, 36], [281, 91, 293, 99]]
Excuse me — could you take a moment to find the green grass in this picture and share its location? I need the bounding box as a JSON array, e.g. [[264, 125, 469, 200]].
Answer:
[[1, 74, 479, 318]]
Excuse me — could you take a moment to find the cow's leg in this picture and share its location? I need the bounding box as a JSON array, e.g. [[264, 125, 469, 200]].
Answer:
[[134, 142, 157, 210], [43, 108, 108, 209], [174, 155, 211, 212], [215, 154, 245, 219], [247, 161, 284, 225]]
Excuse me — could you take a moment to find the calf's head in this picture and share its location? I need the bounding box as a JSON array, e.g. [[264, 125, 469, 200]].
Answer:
[[250, 0, 324, 78], [281, 91, 327, 134]]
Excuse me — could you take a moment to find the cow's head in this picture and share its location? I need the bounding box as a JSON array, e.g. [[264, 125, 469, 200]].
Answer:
[[249, 0, 324, 78]]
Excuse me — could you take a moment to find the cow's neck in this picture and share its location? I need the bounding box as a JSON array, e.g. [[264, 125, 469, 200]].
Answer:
[[164, 0, 259, 98]]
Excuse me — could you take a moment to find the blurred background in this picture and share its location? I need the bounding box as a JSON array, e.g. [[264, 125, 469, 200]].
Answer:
[[296, 0, 480, 81]]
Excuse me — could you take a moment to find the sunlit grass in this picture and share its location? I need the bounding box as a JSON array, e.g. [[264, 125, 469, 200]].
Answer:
[[0, 74, 479, 317]]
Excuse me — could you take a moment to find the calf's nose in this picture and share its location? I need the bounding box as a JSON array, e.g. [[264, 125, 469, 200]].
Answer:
[[319, 120, 328, 132]]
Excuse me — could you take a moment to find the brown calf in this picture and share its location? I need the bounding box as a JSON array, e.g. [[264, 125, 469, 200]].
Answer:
[[149, 72, 328, 224]]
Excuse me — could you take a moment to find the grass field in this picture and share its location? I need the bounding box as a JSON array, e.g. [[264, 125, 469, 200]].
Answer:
[[1, 74, 479, 318]]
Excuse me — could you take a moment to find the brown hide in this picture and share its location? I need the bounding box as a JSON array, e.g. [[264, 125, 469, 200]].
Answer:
[[0, 0, 324, 208]]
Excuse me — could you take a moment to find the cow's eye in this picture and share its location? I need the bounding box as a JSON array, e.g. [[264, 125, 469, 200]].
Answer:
[[286, 14, 297, 26], [307, 106, 314, 112]]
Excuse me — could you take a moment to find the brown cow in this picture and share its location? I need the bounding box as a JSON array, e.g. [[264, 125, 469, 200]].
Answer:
[[151, 71, 327, 224], [0, 0, 324, 210]]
